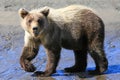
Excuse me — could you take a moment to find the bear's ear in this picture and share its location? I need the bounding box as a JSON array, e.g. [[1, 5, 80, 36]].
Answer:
[[41, 8, 49, 17], [18, 8, 29, 19]]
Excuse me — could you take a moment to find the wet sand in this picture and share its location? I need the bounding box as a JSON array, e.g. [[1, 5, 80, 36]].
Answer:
[[0, 0, 120, 80]]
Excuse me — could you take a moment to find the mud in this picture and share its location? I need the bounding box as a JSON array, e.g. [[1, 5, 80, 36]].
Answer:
[[0, 0, 120, 80]]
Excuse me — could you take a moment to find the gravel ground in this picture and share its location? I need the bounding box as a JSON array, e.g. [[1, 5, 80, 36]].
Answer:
[[0, 0, 120, 80]]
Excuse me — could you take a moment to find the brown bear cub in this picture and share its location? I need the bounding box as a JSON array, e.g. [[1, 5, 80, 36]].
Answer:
[[18, 5, 108, 76]]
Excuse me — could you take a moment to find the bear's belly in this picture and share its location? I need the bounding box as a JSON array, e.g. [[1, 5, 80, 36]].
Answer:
[[61, 39, 82, 50]]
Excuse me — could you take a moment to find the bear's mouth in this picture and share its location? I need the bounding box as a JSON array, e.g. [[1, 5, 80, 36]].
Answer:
[[33, 31, 39, 37]]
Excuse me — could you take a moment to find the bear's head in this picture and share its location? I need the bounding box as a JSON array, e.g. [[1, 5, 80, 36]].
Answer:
[[18, 8, 49, 37]]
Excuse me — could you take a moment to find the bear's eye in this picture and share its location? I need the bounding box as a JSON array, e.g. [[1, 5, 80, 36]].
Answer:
[[28, 19, 32, 23], [38, 19, 43, 24]]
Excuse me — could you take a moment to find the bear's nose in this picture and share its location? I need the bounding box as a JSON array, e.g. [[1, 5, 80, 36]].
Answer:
[[33, 27, 38, 31]]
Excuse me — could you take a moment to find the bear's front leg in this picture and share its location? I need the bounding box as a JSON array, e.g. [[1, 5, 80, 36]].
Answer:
[[20, 44, 39, 72], [35, 48, 61, 77]]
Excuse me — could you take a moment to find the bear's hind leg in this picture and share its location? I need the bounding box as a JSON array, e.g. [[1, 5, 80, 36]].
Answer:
[[88, 45, 108, 75], [65, 50, 87, 73]]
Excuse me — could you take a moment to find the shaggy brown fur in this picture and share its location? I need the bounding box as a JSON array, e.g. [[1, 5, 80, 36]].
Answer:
[[18, 5, 108, 76]]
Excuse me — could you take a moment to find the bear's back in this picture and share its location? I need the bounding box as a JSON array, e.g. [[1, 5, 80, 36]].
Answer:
[[48, 5, 96, 26]]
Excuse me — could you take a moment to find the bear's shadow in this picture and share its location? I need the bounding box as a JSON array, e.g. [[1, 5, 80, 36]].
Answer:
[[32, 64, 120, 78]]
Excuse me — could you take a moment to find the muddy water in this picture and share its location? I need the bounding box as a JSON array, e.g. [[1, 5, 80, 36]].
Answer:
[[0, 0, 120, 80]]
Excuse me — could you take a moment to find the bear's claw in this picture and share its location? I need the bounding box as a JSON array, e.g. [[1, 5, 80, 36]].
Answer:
[[20, 59, 36, 72], [24, 63, 36, 72]]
